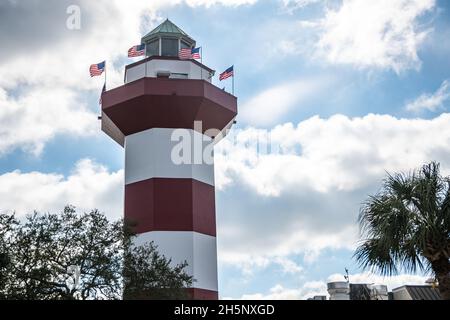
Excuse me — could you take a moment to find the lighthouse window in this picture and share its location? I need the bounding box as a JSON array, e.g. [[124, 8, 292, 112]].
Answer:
[[161, 37, 178, 57], [180, 40, 190, 50], [147, 39, 159, 56]]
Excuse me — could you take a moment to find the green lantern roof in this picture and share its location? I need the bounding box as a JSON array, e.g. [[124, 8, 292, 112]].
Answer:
[[142, 19, 195, 44]]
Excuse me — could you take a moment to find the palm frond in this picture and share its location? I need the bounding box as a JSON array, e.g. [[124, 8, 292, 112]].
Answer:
[[355, 161, 449, 277]]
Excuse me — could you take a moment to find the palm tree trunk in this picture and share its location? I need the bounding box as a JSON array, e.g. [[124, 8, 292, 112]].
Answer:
[[432, 257, 450, 300]]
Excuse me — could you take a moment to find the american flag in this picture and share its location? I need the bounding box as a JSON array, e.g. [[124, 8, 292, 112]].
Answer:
[[89, 61, 105, 77], [178, 47, 201, 60], [191, 47, 201, 59], [128, 44, 146, 57], [219, 66, 234, 81], [178, 48, 192, 60], [99, 82, 106, 105]]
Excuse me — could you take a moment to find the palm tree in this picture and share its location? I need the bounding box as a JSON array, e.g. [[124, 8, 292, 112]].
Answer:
[[355, 162, 450, 300]]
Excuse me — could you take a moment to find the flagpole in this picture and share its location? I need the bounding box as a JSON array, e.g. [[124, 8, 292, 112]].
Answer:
[[104, 61, 107, 90], [232, 65, 235, 96], [200, 46, 203, 81]]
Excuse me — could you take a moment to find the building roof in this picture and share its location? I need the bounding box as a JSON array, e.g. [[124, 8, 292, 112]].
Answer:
[[142, 19, 192, 40], [406, 285, 442, 300], [394, 285, 442, 300]]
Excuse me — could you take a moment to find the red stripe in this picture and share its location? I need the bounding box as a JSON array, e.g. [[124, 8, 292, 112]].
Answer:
[[125, 178, 217, 236], [179, 48, 192, 59], [186, 288, 218, 300], [128, 48, 145, 57], [219, 71, 233, 80], [90, 64, 104, 77]]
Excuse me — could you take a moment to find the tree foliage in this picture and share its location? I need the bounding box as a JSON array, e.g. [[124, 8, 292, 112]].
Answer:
[[0, 206, 192, 300], [355, 162, 450, 299], [123, 242, 193, 300]]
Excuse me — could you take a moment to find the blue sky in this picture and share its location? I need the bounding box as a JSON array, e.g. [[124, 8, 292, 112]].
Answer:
[[1, 0, 450, 299]]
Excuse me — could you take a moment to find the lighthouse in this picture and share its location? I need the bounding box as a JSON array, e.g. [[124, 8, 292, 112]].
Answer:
[[100, 19, 237, 299]]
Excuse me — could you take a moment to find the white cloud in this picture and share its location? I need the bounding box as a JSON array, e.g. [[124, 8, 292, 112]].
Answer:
[[216, 112, 450, 267], [218, 112, 450, 196], [0, 159, 123, 219], [219, 255, 303, 279], [281, 0, 322, 13], [0, 87, 97, 156], [240, 282, 327, 300], [240, 78, 329, 126], [406, 79, 450, 112], [272, 0, 436, 73], [317, 0, 435, 73], [275, 257, 303, 274], [266, 0, 435, 73]]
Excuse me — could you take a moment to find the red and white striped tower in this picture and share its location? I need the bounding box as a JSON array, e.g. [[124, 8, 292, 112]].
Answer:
[[100, 20, 237, 300]]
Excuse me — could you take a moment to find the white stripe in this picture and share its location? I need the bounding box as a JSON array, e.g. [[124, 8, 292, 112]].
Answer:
[[134, 231, 218, 292], [125, 128, 215, 186]]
